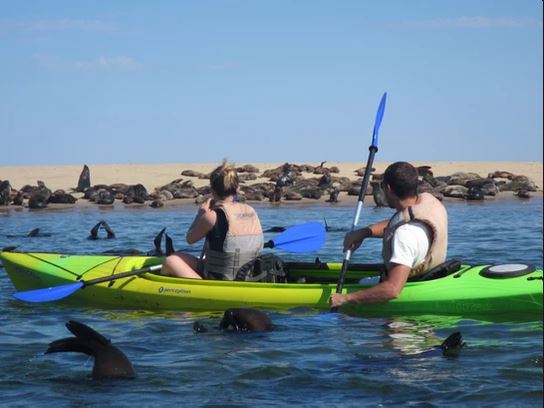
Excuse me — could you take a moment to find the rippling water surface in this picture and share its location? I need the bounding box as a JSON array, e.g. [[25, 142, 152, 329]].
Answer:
[[1, 199, 542, 406]]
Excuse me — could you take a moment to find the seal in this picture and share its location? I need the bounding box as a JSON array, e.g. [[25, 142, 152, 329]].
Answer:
[[149, 227, 175, 256], [322, 218, 346, 232], [219, 308, 273, 332], [88, 220, 116, 240], [269, 185, 283, 203], [357, 331, 465, 369], [27, 228, 51, 237], [264, 226, 286, 233], [46, 320, 136, 380], [326, 187, 339, 203], [0, 180, 11, 205], [48, 189, 77, 204], [393, 331, 465, 358], [76, 164, 91, 192], [28, 182, 51, 209], [193, 308, 274, 333], [6, 228, 51, 238], [370, 180, 388, 207], [437, 331, 465, 357]]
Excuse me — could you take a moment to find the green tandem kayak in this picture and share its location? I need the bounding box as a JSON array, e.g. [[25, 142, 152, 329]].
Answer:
[[0, 251, 542, 318]]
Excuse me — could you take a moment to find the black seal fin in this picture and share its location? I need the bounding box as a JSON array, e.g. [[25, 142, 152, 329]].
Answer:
[[165, 233, 175, 255], [66, 320, 110, 346], [153, 227, 166, 255], [46, 337, 95, 356], [101, 221, 116, 239], [28, 228, 40, 237], [88, 222, 101, 240]]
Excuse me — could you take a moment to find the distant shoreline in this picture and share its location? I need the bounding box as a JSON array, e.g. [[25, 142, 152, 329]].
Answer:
[[0, 161, 542, 211]]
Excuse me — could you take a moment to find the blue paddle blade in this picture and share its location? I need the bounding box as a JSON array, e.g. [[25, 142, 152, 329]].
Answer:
[[372, 92, 387, 147], [272, 222, 326, 253], [13, 281, 84, 303]]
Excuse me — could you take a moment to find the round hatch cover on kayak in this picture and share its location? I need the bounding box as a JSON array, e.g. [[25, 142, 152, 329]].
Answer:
[[480, 263, 535, 278]]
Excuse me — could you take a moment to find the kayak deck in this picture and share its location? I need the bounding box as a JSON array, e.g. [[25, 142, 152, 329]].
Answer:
[[1, 252, 542, 317]]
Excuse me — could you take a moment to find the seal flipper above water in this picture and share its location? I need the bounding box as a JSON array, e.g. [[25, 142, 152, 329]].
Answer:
[[66, 320, 110, 344], [165, 233, 175, 255], [101, 221, 116, 239], [264, 226, 285, 233], [28, 228, 40, 237], [153, 227, 166, 255], [46, 320, 135, 380], [88, 222, 102, 240], [27, 228, 51, 237], [149, 227, 175, 256], [88, 221, 116, 240]]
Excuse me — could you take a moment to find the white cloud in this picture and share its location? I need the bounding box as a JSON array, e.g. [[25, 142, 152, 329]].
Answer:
[[400, 16, 542, 29], [72, 56, 142, 70], [33, 54, 142, 72]]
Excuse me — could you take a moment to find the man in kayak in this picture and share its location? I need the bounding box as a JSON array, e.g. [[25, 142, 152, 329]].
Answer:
[[330, 161, 448, 307], [162, 161, 264, 279]]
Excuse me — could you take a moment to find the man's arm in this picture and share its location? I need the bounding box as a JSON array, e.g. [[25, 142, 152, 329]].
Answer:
[[343, 219, 389, 252]]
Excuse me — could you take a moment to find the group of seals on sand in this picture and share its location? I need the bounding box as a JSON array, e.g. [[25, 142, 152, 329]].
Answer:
[[0, 179, 77, 209], [46, 311, 465, 380], [0, 163, 539, 209], [369, 166, 538, 207], [417, 168, 538, 202]]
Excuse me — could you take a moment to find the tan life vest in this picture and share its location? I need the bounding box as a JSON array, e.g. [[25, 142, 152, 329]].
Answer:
[[203, 202, 263, 280], [382, 192, 448, 278]]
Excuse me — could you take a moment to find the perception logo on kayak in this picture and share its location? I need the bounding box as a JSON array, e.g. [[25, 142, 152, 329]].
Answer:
[[158, 287, 191, 295]]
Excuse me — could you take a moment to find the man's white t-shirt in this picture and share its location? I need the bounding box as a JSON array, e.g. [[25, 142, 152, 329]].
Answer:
[[388, 214, 431, 268]]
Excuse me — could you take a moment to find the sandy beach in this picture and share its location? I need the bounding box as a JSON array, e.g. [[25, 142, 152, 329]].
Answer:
[[0, 161, 542, 208]]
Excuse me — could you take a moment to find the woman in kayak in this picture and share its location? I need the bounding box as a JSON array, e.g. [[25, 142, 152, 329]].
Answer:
[[330, 161, 448, 307], [162, 161, 264, 279]]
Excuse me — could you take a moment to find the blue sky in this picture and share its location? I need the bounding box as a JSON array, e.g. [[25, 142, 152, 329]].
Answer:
[[1, 0, 542, 165]]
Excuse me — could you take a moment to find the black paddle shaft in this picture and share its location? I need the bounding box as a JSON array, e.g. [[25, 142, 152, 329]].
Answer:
[[333, 144, 378, 307], [81, 265, 161, 287], [355, 145, 378, 203]]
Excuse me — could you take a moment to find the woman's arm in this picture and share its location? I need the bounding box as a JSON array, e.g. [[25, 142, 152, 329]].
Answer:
[[186, 198, 217, 244]]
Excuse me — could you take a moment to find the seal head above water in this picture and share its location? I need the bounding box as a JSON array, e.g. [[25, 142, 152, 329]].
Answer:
[[219, 308, 273, 332], [193, 308, 274, 333]]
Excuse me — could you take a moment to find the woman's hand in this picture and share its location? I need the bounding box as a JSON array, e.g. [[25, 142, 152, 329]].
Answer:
[[187, 198, 217, 244], [198, 198, 213, 214]]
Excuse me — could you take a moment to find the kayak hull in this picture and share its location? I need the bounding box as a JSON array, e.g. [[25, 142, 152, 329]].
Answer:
[[1, 252, 542, 317]]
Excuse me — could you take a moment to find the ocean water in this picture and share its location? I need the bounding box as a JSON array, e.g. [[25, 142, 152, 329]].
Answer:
[[0, 198, 542, 407]]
